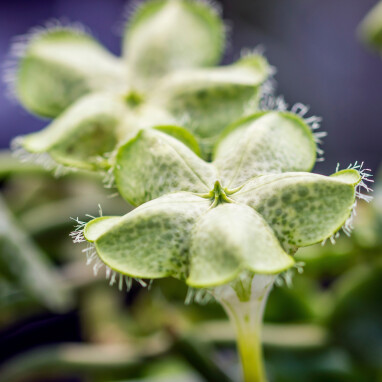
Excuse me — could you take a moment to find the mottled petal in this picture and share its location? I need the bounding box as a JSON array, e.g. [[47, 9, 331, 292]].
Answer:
[[14, 27, 124, 117], [17, 93, 127, 171], [84, 193, 210, 279], [187, 203, 294, 287], [214, 111, 316, 187], [115, 128, 217, 205], [124, 0, 225, 89], [150, 54, 270, 149], [232, 170, 360, 247]]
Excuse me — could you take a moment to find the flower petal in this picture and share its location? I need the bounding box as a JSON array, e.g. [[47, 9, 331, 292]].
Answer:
[[84, 216, 122, 242], [17, 93, 127, 171], [123, 0, 225, 90], [150, 54, 270, 151], [154, 125, 201, 156], [187, 203, 294, 288], [14, 27, 124, 117], [214, 111, 316, 187], [115, 128, 217, 205], [84, 193, 210, 279], [232, 170, 360, 248]]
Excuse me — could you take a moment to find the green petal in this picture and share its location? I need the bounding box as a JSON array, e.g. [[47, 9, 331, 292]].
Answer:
[[187, 203, 294, 288], [15, 27, 124, 117], [358, 0, 382, 51], [150, 54, 270, 148], [330, 168, 361, 185], [115, 128, 217, 205], [232, 171, 359, 248], [214, 111, 317, 187], [84, 216, 122, 242], [18, 93, 127, 171], [119, 104, 178, 142], [86, 193, 210, 279], [154, 125, 201, 156], [123, 0, 225, 90]]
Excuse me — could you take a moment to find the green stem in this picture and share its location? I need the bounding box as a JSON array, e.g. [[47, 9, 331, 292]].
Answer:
[[236, 323, 265, 382], [214, 274, 276, 382]]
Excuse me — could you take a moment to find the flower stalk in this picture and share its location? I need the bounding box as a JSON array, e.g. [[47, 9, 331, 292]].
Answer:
[[214, 273, 276, 382]]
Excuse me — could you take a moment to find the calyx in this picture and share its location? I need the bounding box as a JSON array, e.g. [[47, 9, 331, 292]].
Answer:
[[198, 180, 243, 207]]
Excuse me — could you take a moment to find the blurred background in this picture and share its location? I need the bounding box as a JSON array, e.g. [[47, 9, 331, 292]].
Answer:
[[0, 0, 381, 381]]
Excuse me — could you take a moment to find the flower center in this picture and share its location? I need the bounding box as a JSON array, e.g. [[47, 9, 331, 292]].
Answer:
[[125, 91, 144, 108], [198, 180, 243, 208], [212, 180, 232, 204]]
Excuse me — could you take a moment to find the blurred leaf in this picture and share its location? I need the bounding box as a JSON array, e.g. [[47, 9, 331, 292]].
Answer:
[[170, 334, 234, 382], [295, 239, 357, 278], [109, 374, 201, 382], [0, 275, 32, 311], [352, 201, 382, 250], [0, 194, 73, 312], [79, 284, 132, 343], [264, 281, 315, 323], [266, 347, 361, 382], [19, 194, 129, 236], [139, 357, 197, 379], [329, 263, 382, 369], [0, 150, 47, 179], [194, 320, 328, 350], [0, 343, 164, 382]]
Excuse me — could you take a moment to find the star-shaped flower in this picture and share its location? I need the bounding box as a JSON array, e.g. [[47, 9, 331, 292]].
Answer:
[[77, 110, 370, 288], [8, 0, 271, 171]]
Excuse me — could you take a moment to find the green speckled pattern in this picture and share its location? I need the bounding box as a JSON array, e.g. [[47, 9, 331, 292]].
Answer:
[[82, 114, 363, 287], [187, 204, 294, 287], [93, 193, 210, 279], [123, 0, 225, 90], [214, 112, 316, 187], [152, 55, 270, 142], [17, 29, 124, 118], [22, 93, 126, 170], [232, 172, 356, 247], [115, 129, 217, 205], [84, 163, 361, 287]]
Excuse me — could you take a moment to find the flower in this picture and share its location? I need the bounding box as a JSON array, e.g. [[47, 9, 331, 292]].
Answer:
[[75, 110, 371, 289], [7, 0, 271, 171]]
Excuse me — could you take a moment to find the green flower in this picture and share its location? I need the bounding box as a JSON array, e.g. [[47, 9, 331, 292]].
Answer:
[[8, 0, 271, 171], [75, 109, 371, 289]]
